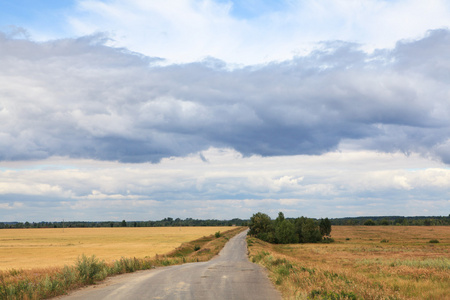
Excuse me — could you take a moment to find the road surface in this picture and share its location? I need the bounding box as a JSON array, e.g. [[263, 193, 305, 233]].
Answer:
[[58, 229, 282, 300]]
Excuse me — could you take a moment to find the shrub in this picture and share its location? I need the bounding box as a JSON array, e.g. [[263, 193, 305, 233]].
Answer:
[[58, 266, 77, 288], [252, 251, 270, 263], [322, 237, 335, 243], [215, 231, 221, 238], [41, 275, 62, 296], [276, 265, 291, 276], [364, 219, 376, 226], [118, 257, 141, 273], [194, 245, 201, 251], [309, 289, 357, 300], [76, 254, 107, 284], [381, 239, 389, 243], [429, 239, 440, 243]]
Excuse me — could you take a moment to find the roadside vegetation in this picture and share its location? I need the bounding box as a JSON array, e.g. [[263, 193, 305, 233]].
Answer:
[[248, 225, 450, 299], [0, 227, 245, 299]]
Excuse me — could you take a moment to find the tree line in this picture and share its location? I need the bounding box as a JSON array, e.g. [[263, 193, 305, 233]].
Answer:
[[329, 215, 450, 226], [0, 218, 247, 229], [1, 215, 448, 229], [248, 212, 332, 244]]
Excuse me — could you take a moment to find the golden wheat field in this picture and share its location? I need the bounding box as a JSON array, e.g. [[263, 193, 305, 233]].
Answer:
[[248, 226, 450, 299], [0, 226, 232, 270]]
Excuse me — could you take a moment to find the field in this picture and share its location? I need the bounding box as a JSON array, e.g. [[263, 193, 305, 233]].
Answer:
[[0, 226, 233, 270], [248, 226, 450, 299]]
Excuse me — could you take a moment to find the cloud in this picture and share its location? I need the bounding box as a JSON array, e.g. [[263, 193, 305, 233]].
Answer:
[[1, 29, 450, 163], [0, 149, 449, 221], [59, 0, 450, 65], [4, 1, 450, 65]]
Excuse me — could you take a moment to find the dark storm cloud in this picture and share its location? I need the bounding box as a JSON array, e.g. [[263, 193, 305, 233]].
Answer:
[[1, 29, 449, 163]]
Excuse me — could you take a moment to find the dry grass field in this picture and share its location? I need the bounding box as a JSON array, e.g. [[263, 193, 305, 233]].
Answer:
[[248, 226, 450, 299], [0, 226, 233, 270]]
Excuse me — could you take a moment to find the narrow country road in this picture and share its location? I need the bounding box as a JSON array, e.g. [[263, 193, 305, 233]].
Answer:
[[58, 229, 282, 300]]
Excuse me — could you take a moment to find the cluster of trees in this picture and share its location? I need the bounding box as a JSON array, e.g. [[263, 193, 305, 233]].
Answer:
[[0, 218, 247, 229], [248, 212, 332, 244]]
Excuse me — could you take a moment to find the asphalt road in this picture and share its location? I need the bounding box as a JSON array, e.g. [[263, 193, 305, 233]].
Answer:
[[59, 229, 282, 300]]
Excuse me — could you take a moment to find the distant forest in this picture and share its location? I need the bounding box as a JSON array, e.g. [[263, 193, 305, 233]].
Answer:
[[328, 215, 450, 226], [0, 218, 247, 229], [1, 215, 449, 229]]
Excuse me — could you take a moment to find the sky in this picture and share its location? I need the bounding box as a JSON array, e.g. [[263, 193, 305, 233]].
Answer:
[[0, 0, 450, 222]]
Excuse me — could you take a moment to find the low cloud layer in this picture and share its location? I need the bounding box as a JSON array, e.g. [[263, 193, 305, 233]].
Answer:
[[1, 149, 449, 221], [1, 29, 450, 163]]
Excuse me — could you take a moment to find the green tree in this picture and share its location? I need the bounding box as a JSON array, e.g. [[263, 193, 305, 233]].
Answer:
[[364, 219, 376, 226], [121, 220, 127, 227], [275, 219, 299, 244], [275, 212, 285, 226], [319, 218, 332, 237], [248, 212, 274, 242], [379, 218, 390, 226], [294, 217, 306, 242], [301, 219, 322, 243]]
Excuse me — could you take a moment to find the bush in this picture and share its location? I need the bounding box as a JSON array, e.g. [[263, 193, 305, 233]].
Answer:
[[76, 254, 107, 284], [429, 239, 440, 243], [309, 289, 357, 300], [322, 237, 335, 243], [364, 219, 376, 226], [117, 257, 141, 273], [215, 231, 221, 238], [252, 251, 270, 263], [58, 266, 77, 288], [194, 245, 201, 251]]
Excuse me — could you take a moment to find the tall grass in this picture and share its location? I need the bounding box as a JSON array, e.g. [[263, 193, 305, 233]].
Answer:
[[248, 226, 450, 299], [358, 257, 450, 270], [0, 227, 245, 299]]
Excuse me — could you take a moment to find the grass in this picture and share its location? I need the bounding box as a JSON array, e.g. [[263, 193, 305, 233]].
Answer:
[[0, 226, 246, 299], [248, 226, 450, 299], [0, 226, 234, 270]]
